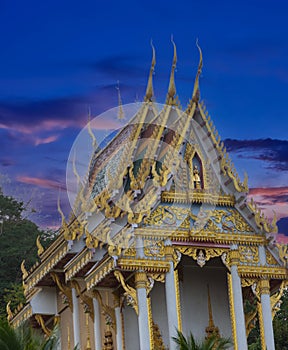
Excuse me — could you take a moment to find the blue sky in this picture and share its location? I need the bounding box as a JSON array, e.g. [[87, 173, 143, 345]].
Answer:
[[0, 0, 287, 239]]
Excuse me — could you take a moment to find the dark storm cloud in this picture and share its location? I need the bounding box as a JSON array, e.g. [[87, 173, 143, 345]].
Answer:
[[224, 138, 288, 171]]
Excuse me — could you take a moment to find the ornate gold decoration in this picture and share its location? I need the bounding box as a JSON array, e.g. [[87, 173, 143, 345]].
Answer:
[[144, 240, 165, 258], [248, 198, 278, 233], [258, 279, 270, 295], [161, 191, 235, 206], [21, 260, 28, 280], [277, 243, 288, 267], [50, 272, 73, 311], [86, 257, 115, 290], [25, 239, 69, 296], [205, 285, 220, 339], [241, 278, 256, 288], [134, 271, 148, 289], [93, 290, 116, 330], [174, 269, 182, 332], [270, 281, 286, 319], [35, 314, 51, 337], [117, 258, 170, 273], [266, 251, 278, 265], [229, 250, 240, 266], [57, 196, 71, 240], [257, 301, 266, 350], [65, 248, 93, 281], [10, 303, 32, 328], [177, 246, 227, 267], [227, 273, 237, 350], [103, 327, 114, 350], [36, 236, 44, 256], [114, 270, 138, 315], [238, 265, 287, 279], [245, 307, 257, 337], [144, 41, 156, 102], [152, 322, 166, 350], [6, 301, 13, 322], [67, 325, 71, 350], [239, 246, 259, 264], [148, 273, 165, 283], [147, 296, 154, 349]]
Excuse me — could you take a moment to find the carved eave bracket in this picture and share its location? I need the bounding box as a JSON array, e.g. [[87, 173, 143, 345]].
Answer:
[[93, 290, 116, 329], [50, 272, 73, 311], [114, 270, 139, 315]]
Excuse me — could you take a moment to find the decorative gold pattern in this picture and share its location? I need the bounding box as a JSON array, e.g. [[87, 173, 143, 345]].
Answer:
[[86, 257, 115, 290], [248, 198, 278, 233], [257, 301, 266, 350], [270, 281, 286, 319], [21, 260, 28, 280], [205, 285, 219, 339], [25, 239, 69, 296], [144, 240, 165, 258], [114, 270, 138, 315], [10, 303, 33, 327], [161, 191, 235, 206], [277, 243, 288, 267], [174, 269, 182, 332], [65, 248, 93, 281], [117, 258, 170, 273], [147, 296, 154, 349], [177, 246, 227, 267], [227, 273, 237, 350], [266, 251, 278, 266], [239, 246, 259, 264], [238, 265, 287, 279]]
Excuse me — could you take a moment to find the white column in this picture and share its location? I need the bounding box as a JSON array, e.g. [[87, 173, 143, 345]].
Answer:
[[135, 272, 150, 350], [229, 249, 248, 350], [165, 260, 178, 350], [259, 280, 275, 350], [93, 297, 102, 350], [71, 288, 80, 348], [115, 306, 123, 350]]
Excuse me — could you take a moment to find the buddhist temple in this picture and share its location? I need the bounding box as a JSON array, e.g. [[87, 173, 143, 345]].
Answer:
[[8, 42, 288, 350]]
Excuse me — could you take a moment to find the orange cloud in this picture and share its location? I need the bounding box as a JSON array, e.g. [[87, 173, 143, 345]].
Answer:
[[16, 176, 66, 190]]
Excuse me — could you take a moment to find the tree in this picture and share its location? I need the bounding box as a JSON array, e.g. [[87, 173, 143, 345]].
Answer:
[[0, 190, 55, 320], [173, 330, 231, 350]]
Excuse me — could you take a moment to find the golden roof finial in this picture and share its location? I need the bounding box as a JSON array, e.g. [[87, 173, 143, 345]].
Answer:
[[57, 193, 67, 229], [166, 35, 178, 105], [144, 40, 156, 102], [21, 259, 28, 280], [36, 235, 44, 256], [192, 39, 203, 103], [87, 107, 97, 149], [116, 81, 125, 120]]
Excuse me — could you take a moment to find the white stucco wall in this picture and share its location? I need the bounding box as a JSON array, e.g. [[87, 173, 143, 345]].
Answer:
[[123, 301, 140, 350], [180, 257, 232, 341], [150, 282, 169, 348]]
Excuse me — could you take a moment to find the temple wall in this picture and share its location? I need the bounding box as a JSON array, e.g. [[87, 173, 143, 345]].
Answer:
[[123, 300, 140, 350], [180, 257, 232, 341], [150, 281, 169, 347]]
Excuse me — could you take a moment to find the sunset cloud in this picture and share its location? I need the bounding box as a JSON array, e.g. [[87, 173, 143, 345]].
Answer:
[[16, 176, 66, 191]]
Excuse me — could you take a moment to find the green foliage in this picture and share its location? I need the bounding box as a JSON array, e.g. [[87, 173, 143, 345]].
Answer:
[[173, 329, 231, 350], [0, 190, 56, 320], [0, 320, 60, 350], [274, 289, 288, 350]]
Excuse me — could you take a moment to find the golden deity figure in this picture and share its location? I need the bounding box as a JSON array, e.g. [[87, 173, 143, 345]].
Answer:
[[193, 165, 201, 189]]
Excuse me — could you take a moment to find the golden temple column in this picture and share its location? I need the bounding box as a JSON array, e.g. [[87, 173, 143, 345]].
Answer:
[[258, 279, 275, 350], [229, 249, 248, 350], [135, 271, 151, 350]]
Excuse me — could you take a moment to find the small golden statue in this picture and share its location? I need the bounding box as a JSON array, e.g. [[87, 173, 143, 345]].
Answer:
[[193, 165, 201, 189]]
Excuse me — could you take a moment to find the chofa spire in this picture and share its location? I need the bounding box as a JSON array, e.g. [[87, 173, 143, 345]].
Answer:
[[192, 39, 203, 103], [166, 36, 178, 106], [144, 40, 156, 102]]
